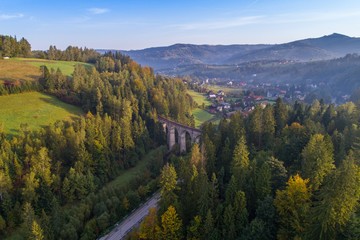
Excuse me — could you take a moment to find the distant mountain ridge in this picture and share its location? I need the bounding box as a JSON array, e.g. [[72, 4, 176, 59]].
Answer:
[[97, 33, 360, 71]]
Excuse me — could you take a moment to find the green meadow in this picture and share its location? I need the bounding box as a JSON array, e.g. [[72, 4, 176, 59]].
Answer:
[[0, 92, 83, 135], [13, 58, 93, 76], [192, 108, 215, 128], [0, 58, 93, 85], [187, 90, 217, 127], [207, 85, 243, 96], [187, 90, 212, 107]]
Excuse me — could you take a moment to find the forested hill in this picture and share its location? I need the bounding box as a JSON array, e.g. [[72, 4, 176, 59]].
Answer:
[[98, 33, 360, 71], [0, 41, 196, 239], [1, 36, 359, 240]]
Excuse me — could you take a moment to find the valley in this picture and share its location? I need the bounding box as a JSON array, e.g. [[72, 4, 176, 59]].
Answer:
[[0, 7, 360, 238], [113, 33, 360, 104]]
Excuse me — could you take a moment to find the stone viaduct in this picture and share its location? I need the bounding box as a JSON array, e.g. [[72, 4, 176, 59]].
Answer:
[[158, 116, 202, 153]]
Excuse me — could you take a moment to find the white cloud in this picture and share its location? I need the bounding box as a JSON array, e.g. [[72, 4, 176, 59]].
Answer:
[[87, 8, 109, 15], [0, 13, 24, 20], [174, 16, 264, 30]]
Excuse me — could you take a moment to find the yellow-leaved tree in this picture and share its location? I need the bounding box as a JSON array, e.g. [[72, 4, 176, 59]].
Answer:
[[274, 174, 311, 240], [160, 205, 182, 240], [137, 208, 159, 240]]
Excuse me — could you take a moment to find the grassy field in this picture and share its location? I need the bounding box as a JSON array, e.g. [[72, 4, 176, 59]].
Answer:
[[0, 59, 40, 83], [0, 92, 83, 135], [187, 90, 217, 127], [13, 58, 93, 76], [207, 85, 243, 96], [187, 90, 212, 107], [0, 58, 92, 84], [193, 108, 215, 128]]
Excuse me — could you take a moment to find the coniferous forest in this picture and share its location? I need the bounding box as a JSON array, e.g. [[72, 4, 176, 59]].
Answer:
[[133, 98, 360, 240], [0, 36, 359, 240]]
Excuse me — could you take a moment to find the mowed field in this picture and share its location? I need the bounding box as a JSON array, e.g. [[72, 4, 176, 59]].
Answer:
[[187, 90, 212, 107], [207, 85, 242, 95], [192, 108, 215, 128], [187, 90, 216, 127], [0, 59, 40, 83], [0, 58, 93, 84], [14, 58, 93, 76], [0, 92, 83, 135]]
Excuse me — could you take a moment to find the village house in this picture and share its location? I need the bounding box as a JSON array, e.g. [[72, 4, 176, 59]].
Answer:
[[207, 90, 216, 99], [217, 90, 225, 96]]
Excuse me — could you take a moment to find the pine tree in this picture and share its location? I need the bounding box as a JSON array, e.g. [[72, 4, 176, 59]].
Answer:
[[306, 152, 360, 240], [203, 135, 216, 177], [301, 134, 335, 190], [0, 214, 6, 233], [19, 37, 31, 57], [231, 135, 249, 188], [203, 210, 214, 239], [223, 204, 236, 240], [221, 138, 232, 182], [22, 202, 36, 237], [187, 215, 202, 240], [274, 97, 288, 136], [262, 105, 275, 149], [159, 163, 178, 214], [233, 191, 248, 235], [190, 143, 202, 170]]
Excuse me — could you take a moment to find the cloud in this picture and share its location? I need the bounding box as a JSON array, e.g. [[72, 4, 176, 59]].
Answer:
[[0, 13, 24, 20], [174, 16, 264, 30], [87, 8, 109, 15]]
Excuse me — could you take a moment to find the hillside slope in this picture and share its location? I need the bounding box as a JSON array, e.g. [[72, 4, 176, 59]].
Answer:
[[0, 58, 92, 84], [0, 92, 83, 135]]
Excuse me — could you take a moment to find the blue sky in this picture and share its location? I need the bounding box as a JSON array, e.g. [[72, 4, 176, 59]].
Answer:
[[1, 0, 360, 50]]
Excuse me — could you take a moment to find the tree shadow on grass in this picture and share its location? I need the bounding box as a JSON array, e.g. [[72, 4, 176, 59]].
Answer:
[[39, 96, 84, 117]]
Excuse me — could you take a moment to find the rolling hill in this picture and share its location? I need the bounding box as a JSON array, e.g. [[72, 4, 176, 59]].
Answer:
[[118, 44, 269, 70], [102, 33, 360, 72]]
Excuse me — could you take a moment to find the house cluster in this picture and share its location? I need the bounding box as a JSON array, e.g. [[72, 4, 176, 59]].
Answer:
[[207, 90, 231, 113], [205, 88, 273, 116]]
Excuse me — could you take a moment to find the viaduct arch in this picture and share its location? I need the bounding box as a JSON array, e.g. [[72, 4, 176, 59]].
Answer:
[[158, 116, 202, 153]]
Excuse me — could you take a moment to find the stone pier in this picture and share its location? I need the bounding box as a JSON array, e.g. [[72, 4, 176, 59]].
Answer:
[[158, 116, 202, 153]]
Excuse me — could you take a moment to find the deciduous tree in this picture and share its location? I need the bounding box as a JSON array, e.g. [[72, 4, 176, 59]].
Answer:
[[274, 174, 311, 240], [160, 205, 182, 240]]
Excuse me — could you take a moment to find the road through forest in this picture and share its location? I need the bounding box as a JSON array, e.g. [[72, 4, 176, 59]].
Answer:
[[99, 192, 160, 240]]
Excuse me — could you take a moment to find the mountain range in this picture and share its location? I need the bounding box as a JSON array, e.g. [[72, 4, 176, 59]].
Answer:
[[97, 33, 360, 72]]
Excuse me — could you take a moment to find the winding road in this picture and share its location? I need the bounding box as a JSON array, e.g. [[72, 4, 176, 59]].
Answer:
[[99, 192, 161, 240]]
